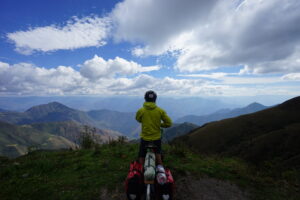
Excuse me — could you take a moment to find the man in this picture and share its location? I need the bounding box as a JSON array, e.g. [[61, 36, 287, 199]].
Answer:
[[136, 90, 172, 168]]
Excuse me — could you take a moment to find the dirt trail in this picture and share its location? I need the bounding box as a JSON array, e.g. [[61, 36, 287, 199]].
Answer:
[[175, 176, 250, 200], [100, 176, 250, 200]]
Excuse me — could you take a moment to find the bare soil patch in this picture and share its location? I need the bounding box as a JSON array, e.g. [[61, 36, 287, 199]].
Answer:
[[100, 176, 250, 200]]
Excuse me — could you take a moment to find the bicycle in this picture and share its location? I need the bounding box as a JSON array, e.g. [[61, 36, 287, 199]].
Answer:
[[143, 142, 157, 200], [126, 140, 174, 200]]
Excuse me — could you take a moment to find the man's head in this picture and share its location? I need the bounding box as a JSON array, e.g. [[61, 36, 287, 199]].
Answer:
[[144, 90, 157, 102]]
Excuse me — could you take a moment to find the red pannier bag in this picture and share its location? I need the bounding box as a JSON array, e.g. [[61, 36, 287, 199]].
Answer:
[[125, 161, 144, 200], [156, 168, 175, 200]]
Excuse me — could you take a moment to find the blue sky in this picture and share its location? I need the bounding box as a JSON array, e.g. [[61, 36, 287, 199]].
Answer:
[[0, 0, 135, 66], [0, 0, 299, 100]]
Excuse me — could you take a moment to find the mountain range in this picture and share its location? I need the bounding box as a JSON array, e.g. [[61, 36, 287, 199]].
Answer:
[[0, 102, 92, 125], [0, 102, 139, 137], [0, 120, 122, 158], [0, 121, 76, 158], [0, 101, 269, 138], [0, 100, 273, 151], [2, 97, 297, 161], [173, 96, 300, 168], [0, 102, 129, 158], [176, 102, 268, 126], [0, 96, 237, 119]]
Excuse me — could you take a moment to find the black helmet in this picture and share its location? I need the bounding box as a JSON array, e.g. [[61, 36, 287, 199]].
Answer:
[[144, 90, 157, 102]]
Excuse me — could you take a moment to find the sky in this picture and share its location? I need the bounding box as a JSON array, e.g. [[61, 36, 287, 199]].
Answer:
[[0, 0, 300, 100]]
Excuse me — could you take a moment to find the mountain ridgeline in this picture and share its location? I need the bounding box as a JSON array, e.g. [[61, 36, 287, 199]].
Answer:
[[0, 102, 130, 157], [176, 102, 268, 125], [25, 102, 94, 125], [0, 102, 93, 126], [0, 101, 269, 138], [0, 96, 236, 118], [0, 102, 139, 138], [173, 96, 300, 168]]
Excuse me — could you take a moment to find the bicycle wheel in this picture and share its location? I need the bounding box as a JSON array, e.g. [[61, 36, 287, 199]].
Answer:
[[144, 184, 155, 200]]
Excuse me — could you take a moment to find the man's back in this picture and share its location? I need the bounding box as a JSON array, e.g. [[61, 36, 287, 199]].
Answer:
[[136, 102, 172, 141]]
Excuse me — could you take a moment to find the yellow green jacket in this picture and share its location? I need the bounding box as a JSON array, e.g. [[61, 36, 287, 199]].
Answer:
[[136, 102, 172, 141]]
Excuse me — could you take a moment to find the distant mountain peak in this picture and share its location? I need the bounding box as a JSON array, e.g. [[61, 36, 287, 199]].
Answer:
[[41, 101, 69, 108], [246, 102, 265, 109], [248, 102, 261, 106], [26, 101, 73, 113], [176, 101, 269, 125]]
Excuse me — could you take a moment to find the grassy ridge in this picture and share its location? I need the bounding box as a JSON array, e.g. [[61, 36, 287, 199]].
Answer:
[[0, 143, 299, 200], [0, 143, 135, 200], [174, 96, 300, 167]]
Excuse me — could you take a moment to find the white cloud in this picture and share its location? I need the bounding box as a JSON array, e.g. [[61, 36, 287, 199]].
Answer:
[[0, 62, 10, 73], [281, 73, 300, 81], [221, 76, 283, 85], [6, 0, 300, 76], [111, 0, 300, 74], [7, 16, 110, 55], [111, 0, 218, 45], [0, 58, 160, 96], [178, 72, 228, 79], [178, 71, 300, 85], [1, 60, 299, 96], [0, 62, 85, 95], [79, 55, 160, 80], [106, 74, 216, 96], [0, 60, 230, 96], [239, 48, 300, 74]]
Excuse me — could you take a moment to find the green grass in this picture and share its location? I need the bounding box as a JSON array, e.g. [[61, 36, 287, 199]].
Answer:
[[0, 143, 299, 200]]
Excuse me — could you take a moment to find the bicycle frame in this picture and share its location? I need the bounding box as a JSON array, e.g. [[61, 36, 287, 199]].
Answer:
[[144, 143, 157, 200]]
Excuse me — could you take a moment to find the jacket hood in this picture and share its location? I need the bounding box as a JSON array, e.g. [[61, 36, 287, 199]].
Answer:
[[143, 102, 157, 110]]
